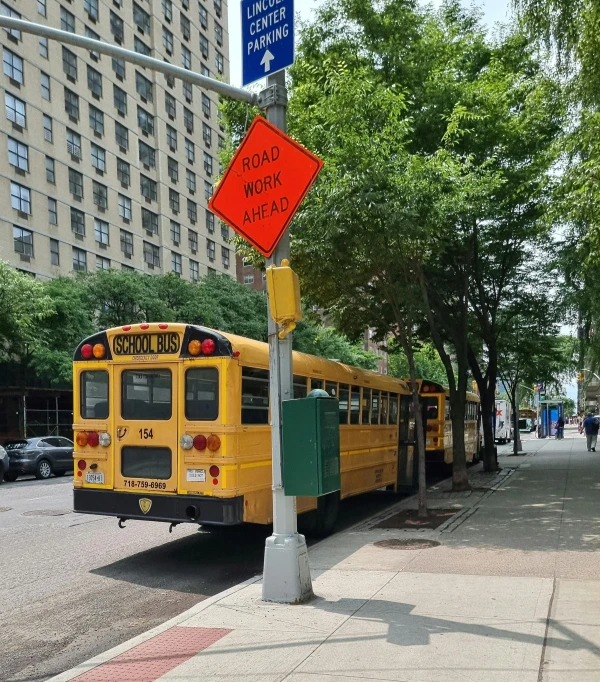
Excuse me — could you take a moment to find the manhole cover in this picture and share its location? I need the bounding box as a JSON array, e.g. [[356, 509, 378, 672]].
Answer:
[[22, 509, 72, 517], [373, 539, 441, 550], [0, 507, 11, 512]]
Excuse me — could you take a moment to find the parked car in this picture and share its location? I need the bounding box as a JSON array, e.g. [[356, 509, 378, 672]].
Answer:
[[4, 437, 74, 481], [0, 444, 8, 483]]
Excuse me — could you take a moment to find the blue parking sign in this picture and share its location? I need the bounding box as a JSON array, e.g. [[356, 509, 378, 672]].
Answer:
[[241, 0, 294, 87]]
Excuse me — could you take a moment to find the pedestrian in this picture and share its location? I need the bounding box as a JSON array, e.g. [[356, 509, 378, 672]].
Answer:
[[582, 413, 600, 451], [556, 414, 565, 440]]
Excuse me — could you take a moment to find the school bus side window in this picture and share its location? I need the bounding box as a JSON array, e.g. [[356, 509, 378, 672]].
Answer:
[[380, 392, 389, 424], [389, 394, 398, 425], [371, 390, 380, 424], [362, 387, 371, 424], [338, 384, 349, 424], [350, 386, 360, 424], [81, 371, 109, 419], [241, 367, 269, 424], [185, 367, 218, 421], [293, 375, 307, 399]]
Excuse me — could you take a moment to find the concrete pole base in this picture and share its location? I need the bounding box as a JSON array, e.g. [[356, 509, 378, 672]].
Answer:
[[262, 532, 313, 603]]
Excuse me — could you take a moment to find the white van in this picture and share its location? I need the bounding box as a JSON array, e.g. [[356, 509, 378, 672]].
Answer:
[[495, 400, 513, 443]]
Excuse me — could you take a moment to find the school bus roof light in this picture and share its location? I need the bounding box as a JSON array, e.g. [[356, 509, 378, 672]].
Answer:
[[188, 339, 202, 356], [81, 344, 93, 359], [92, 343, 106, 359], [201, 339, 216, 355]]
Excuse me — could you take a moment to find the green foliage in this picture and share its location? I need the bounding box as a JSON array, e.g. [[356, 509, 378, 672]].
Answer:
[[293, 322, 378, 370], [388, 342, 448, 385]]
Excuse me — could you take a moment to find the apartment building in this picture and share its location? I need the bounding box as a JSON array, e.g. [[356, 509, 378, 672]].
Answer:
[[0, 0, 232, 280]]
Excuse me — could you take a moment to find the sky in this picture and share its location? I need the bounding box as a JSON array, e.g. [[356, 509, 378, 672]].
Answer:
[[227, 1, 578, 403]]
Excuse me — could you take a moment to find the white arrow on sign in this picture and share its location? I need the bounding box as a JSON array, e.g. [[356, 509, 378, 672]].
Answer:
[[260, 49, 274, 73]]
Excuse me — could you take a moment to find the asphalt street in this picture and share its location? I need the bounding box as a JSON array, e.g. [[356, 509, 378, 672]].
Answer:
[[0, 474, 408, 682]]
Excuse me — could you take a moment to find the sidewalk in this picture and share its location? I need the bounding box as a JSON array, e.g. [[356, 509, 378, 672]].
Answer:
[[50, 432, 600, 682]]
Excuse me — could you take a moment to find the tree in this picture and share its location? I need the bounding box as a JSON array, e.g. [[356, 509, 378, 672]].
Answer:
[[388, 341, 448, 385]]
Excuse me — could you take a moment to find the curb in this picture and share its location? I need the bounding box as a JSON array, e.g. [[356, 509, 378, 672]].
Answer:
[[46, 575, 262, 682]]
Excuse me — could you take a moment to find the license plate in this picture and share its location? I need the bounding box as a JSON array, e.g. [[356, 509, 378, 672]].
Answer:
[[186, 468, 206, 482], [85, 472, 104, 485]]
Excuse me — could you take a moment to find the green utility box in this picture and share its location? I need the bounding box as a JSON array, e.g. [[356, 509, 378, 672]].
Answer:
[[282, 389, 341, 497]]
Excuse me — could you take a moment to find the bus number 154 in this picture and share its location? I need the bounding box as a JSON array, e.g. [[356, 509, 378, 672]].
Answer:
[[139, 428, 153, 440]]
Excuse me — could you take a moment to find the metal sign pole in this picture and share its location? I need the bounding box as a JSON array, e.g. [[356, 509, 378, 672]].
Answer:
[[261, 70, 313, 603]]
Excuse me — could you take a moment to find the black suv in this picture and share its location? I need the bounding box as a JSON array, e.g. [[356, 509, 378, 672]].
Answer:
[[4, 437, 74, 481]]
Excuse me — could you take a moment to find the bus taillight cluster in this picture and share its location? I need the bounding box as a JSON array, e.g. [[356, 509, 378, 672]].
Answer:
[[187, 339, 216, 356], [76, 431, 111, 447], [80, 343, 106, 359], [179, 433, 221, 451]]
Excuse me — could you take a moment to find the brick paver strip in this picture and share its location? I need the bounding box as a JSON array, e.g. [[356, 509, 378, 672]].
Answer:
[[73, 626, 231, 682]]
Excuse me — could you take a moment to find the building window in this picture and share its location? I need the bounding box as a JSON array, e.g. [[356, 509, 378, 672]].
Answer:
[[115, 122, 129, 150], [139, 141, 156, 168], [50, 238, 59, 265], [117, 158, 130, 187], [73, 247, 87, 272], [64, 88, 79, 120], [69, 169, 84, 199], [181, 13, 190, 40], [137, 106, 154, 135], [136, 72, 153, 102], [8, 137, 28, 171], [204, 180, 213, 201], [48, 198, 57, 225], [140, 174, 157, 201], [41, 72, 51, 101], [11, 182, 30, 214], [61, 6, 75, 32], [187, 198, 197, 223], [62, 47, 77, 82], [206, 209, 214, 233], [206, 239, 215, 261], [110, 11, 124, 43], [96, 255, 110, 270], [184, 107, 194, 133], [142, 207, 158, 234], [182, 81, 193, 103], [215, 22, 223, 46], [204, 152, 213, 176], [201, 64, 210, 78], [114, 85, 127, 115], [222, 246, 229, 268], [89, 105, 104, 135], [134, 37, 151, 56], [221, 222, 229, 240], [199, 34, 209, 59], [203, 123, 212, 147], [39, 37, 49, 58], [13, 226, 33, 257], [186, 169, 196, 193], [93, 181, 108, 209], [45, 156, 55, 183], [182, 45, 192, 70], [38, 0, 47, 17], [87, 66, 102, 98], [199, 5, 207, 28], [218, 135, 225, 150], [84, 0, 99, 21], [66, 128, 82, 158], [85, 27, 101, 61], [94, 218, 109, 245], [166, 125, 177, 151], [70, 207, 85, 235], [183, 139, 194, 165], [133, 3, 151, 33], [169, 188, 180, 214], [0, 3, 20, 42], [162, 26, 173, 54], [244, 274, 254, 285], [5, 93, 25, 127], [215, 51, 224, 74], [118, 194, 132, 221], [202, 93, 211, 118], [214, 0, 222, 18], [112, 57, 125, 80], [165, 91, 176, 119], [91, 144, 106, 172], [170, 220, 180, 244], [4, 48, 23, 83], [190, 259, 199, 281], [144, 240, 160, 266], [188, 229, 197, 252], [120, 229, 134, 257], [171, 251, 182, 275], [162, 0, 172, 22], [43, 114, 53, 142], [168, 156, 178, 182]]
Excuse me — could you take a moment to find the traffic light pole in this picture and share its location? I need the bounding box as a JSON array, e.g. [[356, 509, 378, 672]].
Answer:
[[260, 71, 313, 603]]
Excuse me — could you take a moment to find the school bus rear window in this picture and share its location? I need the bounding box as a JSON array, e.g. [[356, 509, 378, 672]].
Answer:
[[121, 370, 172, 420], [81, 371, 109, 419], [185, 368, 218, 421]]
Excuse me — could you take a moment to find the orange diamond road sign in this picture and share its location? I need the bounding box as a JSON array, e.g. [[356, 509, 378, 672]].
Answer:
[[208, 116, 323, 258]]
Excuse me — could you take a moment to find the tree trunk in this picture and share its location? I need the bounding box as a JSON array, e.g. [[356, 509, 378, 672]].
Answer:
[[449, 352, 471, 491], [405, 338, 428, 518], [480, 383, 499, 471], [512, 385, 522, 455]]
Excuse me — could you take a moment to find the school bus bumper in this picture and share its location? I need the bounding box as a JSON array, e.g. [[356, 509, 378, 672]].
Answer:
[[73, 489, 244, 525]]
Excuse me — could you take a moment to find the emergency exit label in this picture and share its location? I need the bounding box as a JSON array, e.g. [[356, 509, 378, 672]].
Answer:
[[208, 116, 323, 257], [242, 0, 294, 86]]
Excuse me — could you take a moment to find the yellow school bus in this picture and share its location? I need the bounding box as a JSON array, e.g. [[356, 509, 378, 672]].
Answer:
[[409, 379, 481, 466], [73, 323, 415, 535]]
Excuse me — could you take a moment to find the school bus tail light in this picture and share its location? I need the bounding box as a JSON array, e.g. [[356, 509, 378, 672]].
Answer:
[[76, 432, 88, 447], [78, 459, 87, 471], [193, 434, 207, 451], [99, 432, 111, 447], [180, 434, 193, 450], [209, 465, 220, 478], [87, 431, 100, 447], [207, 434, 221, 451]]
